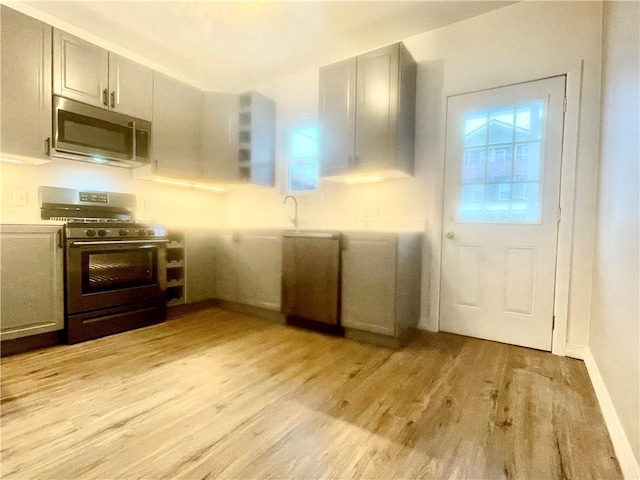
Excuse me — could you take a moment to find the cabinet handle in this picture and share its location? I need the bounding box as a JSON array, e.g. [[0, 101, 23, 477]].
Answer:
[[102, 89, 109, 106], [110, 91, 116, 108], [45, 137, 51, 156], [348, 156, 353, 169], [57, 229, 63, 249]]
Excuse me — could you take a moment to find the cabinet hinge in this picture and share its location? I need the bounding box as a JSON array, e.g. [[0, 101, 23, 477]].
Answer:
[[563, 96, 568, 113]]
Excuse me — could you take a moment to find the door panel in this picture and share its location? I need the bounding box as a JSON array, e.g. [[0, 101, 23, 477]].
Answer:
[[440, 76, 565, 351], [53, 29, 108, 108], [108, 53, 153, 121], [319, 58, 356, 177]]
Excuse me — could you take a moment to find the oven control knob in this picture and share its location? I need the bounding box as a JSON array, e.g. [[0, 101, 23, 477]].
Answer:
[[147, 229, 155, 236], [86, 229, 96, 237], [119, 229, 128, 237], [138, 229, 146, 236], [98, 229, 107, 237]]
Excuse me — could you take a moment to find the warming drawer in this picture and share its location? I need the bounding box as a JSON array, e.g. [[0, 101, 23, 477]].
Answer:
[[281, 232, 341, 333]]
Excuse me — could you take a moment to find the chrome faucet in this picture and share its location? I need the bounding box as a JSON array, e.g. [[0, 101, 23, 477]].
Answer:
[[283, 195, 298, 228]]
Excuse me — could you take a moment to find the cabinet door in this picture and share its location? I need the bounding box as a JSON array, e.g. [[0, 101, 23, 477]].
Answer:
[[152, 72, 203, 179], [236, 233, 282, 310], [185, 232, 216, 303], [202, 92, 239, 182], [108, 53, 153, 121], [248, 92, 276, 187], [0, 226, 64, 340], [53, 29, 109, 108], [0, 7, 52, 162], [341, 233, 397, 336], [214, 233, 239, 302], [319, 57, 356, 177], [355, 44, 399, 171]]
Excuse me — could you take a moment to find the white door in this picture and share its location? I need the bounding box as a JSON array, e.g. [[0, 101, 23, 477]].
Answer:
[[440, 76, 565, 351]]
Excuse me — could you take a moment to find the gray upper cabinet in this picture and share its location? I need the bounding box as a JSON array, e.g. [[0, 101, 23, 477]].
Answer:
[[0, 225, 64, 341], [108, 53, 153, 121], [152, 72, 203, 179], [319, 42, 416, 178], [202, 91, 276, 186], [318, 58, 357, 177], [202, 92, 240, 182], [53, 29, 152, 120], [0, 6, 52, 163], [240, 92, 276, 187]]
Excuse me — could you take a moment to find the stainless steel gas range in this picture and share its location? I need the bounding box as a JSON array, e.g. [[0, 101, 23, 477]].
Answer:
[[39, 186, 168, 344]]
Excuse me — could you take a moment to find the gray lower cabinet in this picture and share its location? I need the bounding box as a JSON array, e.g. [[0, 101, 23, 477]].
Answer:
[[214, 231, 282, 310], [185, 231, 216, 304], [152, 72, 203, 179], [0, 6, 52, 164], [0, 225, 64, 341], [341, 232, 422, 342]]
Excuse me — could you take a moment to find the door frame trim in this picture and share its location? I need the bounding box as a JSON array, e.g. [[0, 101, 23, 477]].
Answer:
[[431, 63, 583, 356]]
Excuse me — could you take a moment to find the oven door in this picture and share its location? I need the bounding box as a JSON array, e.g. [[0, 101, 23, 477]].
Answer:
[[66, 239, 167, 315]]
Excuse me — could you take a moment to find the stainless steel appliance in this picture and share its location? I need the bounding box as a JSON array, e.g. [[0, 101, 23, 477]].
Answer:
[[40, 186, 167, 344], [52, 96, 151, 168], [281, 231, 342, 335]]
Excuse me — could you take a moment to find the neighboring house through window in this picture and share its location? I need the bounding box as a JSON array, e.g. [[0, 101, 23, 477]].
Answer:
[[288, 122, 319, 192]]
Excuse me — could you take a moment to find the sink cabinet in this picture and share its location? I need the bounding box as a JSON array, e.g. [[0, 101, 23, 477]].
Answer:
[[215, 231, 282, 310], [341, 231, 422, 345], [53, 29, 153, 120], [0, 6, 52, 164], [0, 225, 64, 341], [319, 42, 416, 179]]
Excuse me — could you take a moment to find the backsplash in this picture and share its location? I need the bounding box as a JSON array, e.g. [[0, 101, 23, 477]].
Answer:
[[0, 158, 224, 226]]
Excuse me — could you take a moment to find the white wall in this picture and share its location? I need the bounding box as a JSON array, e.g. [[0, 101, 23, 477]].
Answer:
[[590, 0, 640, 468], [0, 159, 224, 227], [224, 1, 604, 344]]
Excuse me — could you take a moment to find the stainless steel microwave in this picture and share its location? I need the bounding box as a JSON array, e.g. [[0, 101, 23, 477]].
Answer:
[[52, 96, 151, 168]]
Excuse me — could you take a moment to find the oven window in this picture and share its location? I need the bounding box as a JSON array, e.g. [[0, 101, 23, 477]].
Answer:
[[83, 248, 157, 293]]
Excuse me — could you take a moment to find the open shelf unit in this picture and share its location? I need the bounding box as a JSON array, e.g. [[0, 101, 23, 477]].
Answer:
[[165, 230, 185, 307]]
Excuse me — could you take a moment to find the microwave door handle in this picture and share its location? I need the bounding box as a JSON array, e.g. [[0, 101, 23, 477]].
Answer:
[[130, 120, 136, 162]]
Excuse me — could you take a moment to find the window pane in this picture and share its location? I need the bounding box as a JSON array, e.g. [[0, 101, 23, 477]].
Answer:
[[462, 147, 486, 184], [289, 159, 318, 191], [464, 110, 488, 147], [458, 99, 544, 223], [489, 106, 514, 144], [510, 182, 539, 222], [291, 126, 318, 158], [487, 145, 512, 182], [514, 142, 540, 181], [515, 101, 543, 141], [289, 124, 319, 192]]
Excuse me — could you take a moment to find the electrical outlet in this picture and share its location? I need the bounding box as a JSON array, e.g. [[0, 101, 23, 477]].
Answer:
[[12, 189, 28, 207]]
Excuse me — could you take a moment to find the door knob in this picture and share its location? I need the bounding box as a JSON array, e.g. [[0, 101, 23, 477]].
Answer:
[[445, 231, 454, 239]]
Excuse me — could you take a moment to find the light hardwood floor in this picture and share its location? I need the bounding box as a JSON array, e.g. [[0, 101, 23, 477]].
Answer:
[[1, 307, 621, 479]]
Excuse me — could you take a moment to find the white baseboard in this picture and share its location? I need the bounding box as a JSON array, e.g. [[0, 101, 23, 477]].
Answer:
[[565, 343, 588, 359], [583, 347, 639, 480]]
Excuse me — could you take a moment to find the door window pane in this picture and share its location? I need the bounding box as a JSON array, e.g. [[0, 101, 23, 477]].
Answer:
[[460, 100, 545, 223]]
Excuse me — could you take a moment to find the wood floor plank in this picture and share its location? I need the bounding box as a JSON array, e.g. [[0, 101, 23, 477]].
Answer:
[[0, 307, 621, 479]]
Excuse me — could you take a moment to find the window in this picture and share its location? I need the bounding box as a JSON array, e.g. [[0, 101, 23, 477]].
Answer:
[[459, 100, 544, 223], [288, 123, 319, 192]]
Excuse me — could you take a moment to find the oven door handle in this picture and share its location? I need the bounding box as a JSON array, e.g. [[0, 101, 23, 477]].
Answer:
[[69, 239, 170, 247]]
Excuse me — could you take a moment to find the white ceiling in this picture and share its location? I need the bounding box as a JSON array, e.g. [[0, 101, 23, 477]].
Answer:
[[23, 1, 516, 92]]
